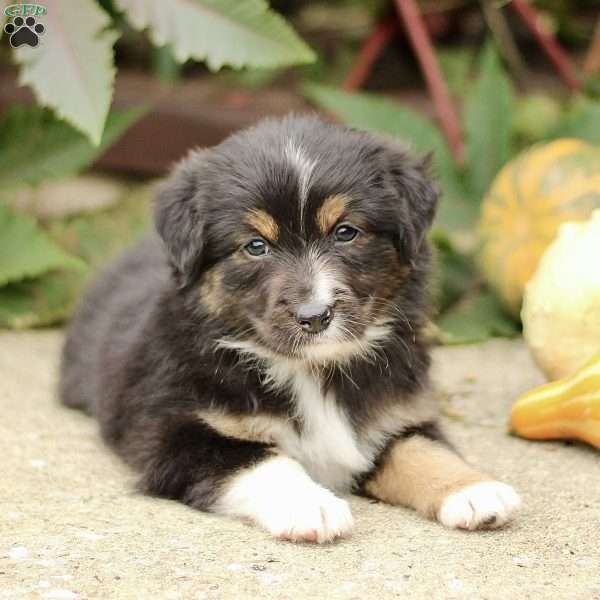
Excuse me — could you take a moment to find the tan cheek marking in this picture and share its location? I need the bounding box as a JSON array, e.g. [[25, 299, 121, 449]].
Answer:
[[364, 436, 488, 519], [196, 409, 290, 445], [199, 268, 225, 316], [317, 194, 349, 234], [246, 209, 279, 242]]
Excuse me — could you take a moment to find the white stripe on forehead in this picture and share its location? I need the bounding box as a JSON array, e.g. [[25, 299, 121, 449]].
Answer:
[[284, 137, 317, 232], [312, 267, 336, 306], [306, 246, 335, 305]]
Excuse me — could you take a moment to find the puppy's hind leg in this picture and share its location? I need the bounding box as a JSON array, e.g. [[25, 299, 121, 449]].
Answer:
[[60, 319, 96, 413], [361, 422, 521, 530], [138, 418, 353, 543]]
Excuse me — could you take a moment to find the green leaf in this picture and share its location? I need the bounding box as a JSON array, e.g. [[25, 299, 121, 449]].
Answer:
[[12, 0, 118, 145], [547, 97, 600, 145], [438, 48, 474, 96], [305, 83, 449, 156], [0, 105, 145, 190], [46, 184, 152, 269], [0, 203, 86, 287], [464, 43, 514, 200], [115, 0, 315, 70], [431, 233, 475, 314], [151, 44, 182, 82], [0, 184, 153, 329], [304, 84, 477, 234], [436, 288, 519, 345], [0, 270, 83, 329]]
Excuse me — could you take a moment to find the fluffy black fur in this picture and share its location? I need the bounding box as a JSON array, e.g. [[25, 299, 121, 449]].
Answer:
[[60, 114, 445, 513]]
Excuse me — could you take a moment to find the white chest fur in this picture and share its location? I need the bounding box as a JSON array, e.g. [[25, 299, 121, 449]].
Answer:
[[199, 354, 431, 492], [198, 365, 379, 491], [277, 370, 372, 491]]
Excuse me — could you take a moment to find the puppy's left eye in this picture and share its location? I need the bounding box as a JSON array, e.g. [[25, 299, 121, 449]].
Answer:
[[244, 238, 269, 257], [334, 224, 359, 243]]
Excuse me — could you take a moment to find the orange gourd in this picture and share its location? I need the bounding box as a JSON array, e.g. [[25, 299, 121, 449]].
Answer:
[[510, 352, 600, 449], [478, 139, 600, 316]]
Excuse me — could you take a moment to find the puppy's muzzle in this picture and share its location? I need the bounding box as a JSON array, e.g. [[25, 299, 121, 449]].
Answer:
[[295, 303, 334, 334]]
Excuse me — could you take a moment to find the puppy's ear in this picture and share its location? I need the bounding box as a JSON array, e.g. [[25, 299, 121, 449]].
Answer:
[[379, 138, 439, 261], [154, 151, 207, 284]]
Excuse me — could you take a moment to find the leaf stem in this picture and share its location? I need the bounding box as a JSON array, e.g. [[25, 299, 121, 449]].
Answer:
[[343, 18, 398, 92], [392, 0, 464, 166], [510, 0, 581, 91]]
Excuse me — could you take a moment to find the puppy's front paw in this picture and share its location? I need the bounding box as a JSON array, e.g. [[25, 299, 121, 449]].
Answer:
[[438, 481, 521, 530], [215, 456, 353, 543], [266, 486, 353, 543]]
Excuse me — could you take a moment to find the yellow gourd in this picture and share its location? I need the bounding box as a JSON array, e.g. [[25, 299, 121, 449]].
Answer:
[[478, 139, 600, 316], [510, 353, 600, 449]]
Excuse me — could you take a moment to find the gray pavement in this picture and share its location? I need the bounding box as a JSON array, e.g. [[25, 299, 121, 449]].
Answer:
[[1, 331, 599, 600]]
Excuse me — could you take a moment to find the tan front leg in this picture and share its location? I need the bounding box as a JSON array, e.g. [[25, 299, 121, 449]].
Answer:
[[364, 435, 521, 530]]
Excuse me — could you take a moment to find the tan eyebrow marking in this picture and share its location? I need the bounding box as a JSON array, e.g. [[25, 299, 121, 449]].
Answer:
[[317, 194, 349, 234], [246, 209, 279, 242]]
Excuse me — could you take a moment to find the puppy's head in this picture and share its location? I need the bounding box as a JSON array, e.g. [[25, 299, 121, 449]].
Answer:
[[155, 115, 437, 364]]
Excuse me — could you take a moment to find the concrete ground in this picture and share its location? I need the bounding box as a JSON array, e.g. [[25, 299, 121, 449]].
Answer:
[[1, 331, 599, 600]]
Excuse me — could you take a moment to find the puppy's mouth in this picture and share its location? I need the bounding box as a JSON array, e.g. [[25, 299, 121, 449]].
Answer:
[[216, 290, 396, 365], [222, 310, 392, 366]]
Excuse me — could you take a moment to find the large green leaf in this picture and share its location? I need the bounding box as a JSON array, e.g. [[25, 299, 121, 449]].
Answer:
[[464, 43, 514, 200], [115, 0, 315, 70], [304, 84, 477, 233], [436, 288, 519, 345], [305, 83, 450, 157], [0, 105, 145, 190], [0, 203, 85, 287], [11, 0, 118, 145], [0, 185, 153, 329]]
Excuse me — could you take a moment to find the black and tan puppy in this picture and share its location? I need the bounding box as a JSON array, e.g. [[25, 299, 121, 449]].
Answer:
[[60, 115, 520, 542]]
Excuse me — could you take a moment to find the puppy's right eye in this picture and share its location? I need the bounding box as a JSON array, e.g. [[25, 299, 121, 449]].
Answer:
[[334, 224, 359, 243], [244, 238, 269, 257]]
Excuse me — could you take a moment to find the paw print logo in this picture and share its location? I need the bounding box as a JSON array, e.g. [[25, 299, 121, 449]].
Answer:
[[4, 16, 45, 48]]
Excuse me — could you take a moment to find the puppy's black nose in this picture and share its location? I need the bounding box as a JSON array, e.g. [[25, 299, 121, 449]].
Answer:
[[296, 303, 333, 334]]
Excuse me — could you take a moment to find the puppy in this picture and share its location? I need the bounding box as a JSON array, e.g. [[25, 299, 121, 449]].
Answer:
[[60, 114, 520, 542]]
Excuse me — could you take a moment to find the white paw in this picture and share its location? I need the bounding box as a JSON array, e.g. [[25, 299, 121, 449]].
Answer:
[[265, 484, 353, 543], [215, 456, 353, 543], [438, 481, 521, 530]]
